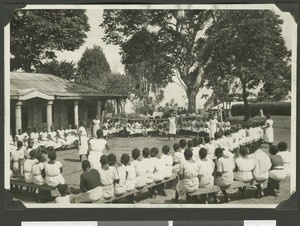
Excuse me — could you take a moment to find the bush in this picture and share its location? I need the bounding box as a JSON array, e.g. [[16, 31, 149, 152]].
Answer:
[[231, 102, 291, 117]]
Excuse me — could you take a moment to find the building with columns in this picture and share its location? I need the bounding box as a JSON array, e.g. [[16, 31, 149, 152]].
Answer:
[[10, 72, 127, 134]]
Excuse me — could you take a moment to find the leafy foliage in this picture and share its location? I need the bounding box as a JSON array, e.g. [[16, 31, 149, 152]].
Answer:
[[11, 9, 90, 72], [204, 10, 291, 120], [35, 60, 76, 80], [76, 45, 111, 88], [101, 9, 213, 112]]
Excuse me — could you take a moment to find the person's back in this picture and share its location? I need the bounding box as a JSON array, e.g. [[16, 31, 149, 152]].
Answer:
[[114, 164, 127, 195], [277, 142, 291, 175], [252, 149, 271, 180], [153, 156, 166, 182], [98, 166, 119, 198], [197, 148, 215, 188], [235, 156, 255, 182], [23, 158, 38, 183]]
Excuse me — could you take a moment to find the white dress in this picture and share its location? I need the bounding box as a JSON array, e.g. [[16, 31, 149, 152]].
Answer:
[[264, 119, 274, 143], [142, 158, 154, 184], [234, 157, 255, 182], [11, 148, 25, 176], [32, 162, 46, 185], [131, 159, 147, 188], [44, 161, 65, 188], [125, 164, 136, 191], [93, 119, 101, 137], [161, 154, 173, 179], [88, 138, 107, 169], [252, 149, 272, 181], [78, 126, 89, 155], [97, 166, 119, 199], [209, 119, 218, 139], [168, 117, 176, 135], [114, 165, 127, 195], [23, 159, 38, 183]]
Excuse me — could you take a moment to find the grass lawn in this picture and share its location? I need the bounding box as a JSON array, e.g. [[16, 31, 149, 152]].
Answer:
[[14, 116, 292, 205]]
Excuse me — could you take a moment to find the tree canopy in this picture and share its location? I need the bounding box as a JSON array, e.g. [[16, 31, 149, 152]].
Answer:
[[11, 9, 90, 72], [204, 10, 291, 120]]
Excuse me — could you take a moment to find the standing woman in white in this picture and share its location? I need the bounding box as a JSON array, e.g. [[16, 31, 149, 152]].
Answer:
[[168, 111, 176, 140], [78, 121, 89, 161], [264, 114, 274, 147], [209, 116, 218, 139], [92, 115, 101, 138]]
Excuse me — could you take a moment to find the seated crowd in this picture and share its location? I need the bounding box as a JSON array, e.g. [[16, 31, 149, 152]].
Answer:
[[10, 125, 291, 204]]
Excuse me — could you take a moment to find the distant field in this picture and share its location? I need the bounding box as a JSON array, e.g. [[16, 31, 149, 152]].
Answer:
[[14, 116, 292, 205]]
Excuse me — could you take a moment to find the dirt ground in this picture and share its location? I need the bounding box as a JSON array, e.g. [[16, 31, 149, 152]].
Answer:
[[13, 116, 292, 205]]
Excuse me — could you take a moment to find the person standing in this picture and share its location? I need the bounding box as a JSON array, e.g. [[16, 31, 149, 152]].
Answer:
[[260, 107, 264, 118], [264, 114, 274, 147], [209, 116, 218, 139], [168, 111, 176, 140], [78, 121, 89, 161], [92, 115, 101, 138]]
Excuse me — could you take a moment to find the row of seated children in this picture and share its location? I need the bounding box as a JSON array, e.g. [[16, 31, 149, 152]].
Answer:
[[11, 126, 79, 152], [10, 144, 66, 201], [173, 137, 290, 203]]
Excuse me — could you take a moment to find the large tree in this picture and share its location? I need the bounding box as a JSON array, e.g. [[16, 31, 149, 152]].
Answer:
[[101, 9, 213, 113], [11, 9, 90, 72], [204, 10, 291, 120], [36, 59, 76, 80], [76, 45, 111, 89]]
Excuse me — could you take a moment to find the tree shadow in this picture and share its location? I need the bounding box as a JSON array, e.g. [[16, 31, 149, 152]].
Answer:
[[64, 158, 81, 162]]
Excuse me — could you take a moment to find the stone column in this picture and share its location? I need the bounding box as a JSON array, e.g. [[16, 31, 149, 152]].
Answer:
[[116, 99, 121, 117], [74, 100, 79, 128], [15, 101, 22, 134], [96, 100, 102, 118], [47, 101, 53, 132]]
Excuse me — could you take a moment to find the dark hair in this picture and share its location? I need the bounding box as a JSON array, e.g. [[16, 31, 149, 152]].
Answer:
[[266, 114, 271, 119], [198, 137, 203, 145], [269, 145, 279, 155], [192, 137, 199, 147], [132, 148, 140, 160], [57, 184, 70, 196], [100, 155, 108, 165], [173, 143, 179, 151], [107, 153, 117, 166], [179, 139, 187, 148], [121, 154, 130, 165], [278, 142, 288, 152], [239, 147, 249, 157], [199, 148, 207, 159], [48, 151, 57, 161], [214, 132, 220, 140], [47, 146, 55, 153], [36, 152, 43, 162], [187, 140, 194, 149], [29, 150, 36, 158], [150, 147, 159, 157], [82, 160, 91, 170], [142, 147, 150, 158], [184, 149, 193, 160], [96, 129, 103, 138], [162, 145, 170, 154], [17, 141, 23, 148], [251, 143, 260, 152], [204, 136, 210, 143], [215, 148, 224, 157]]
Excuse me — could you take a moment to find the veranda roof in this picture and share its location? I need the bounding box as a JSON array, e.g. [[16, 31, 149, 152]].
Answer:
[[10, 72, 127, 100]]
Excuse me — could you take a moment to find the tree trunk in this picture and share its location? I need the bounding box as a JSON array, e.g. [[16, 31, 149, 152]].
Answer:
[[242, 83, 250, 121], [187, 90, 197, 113]]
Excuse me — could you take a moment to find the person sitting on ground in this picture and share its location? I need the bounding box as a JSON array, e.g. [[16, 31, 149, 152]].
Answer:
[[131, 148, 147, 190], [277, 142, 291, 176], [142, 147, 154, 185], [234, 147, 255, 198], [97, 155, 119, 200], [175, 149, 200, 203], [214, 147, 235, 203], [251, 143, 272, 198], [44, 150, 65, 188], [71, 160, 103, 203], [39, 128, 49, 147], [266, 145, 286, 196], [108, 153, 126, 197], [30, 128, 39, 148], [48, 126, 62, 150], [56, 184, 71, 204]]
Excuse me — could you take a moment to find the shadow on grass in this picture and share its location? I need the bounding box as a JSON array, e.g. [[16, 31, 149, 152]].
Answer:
[[64, 158, 81, 162]]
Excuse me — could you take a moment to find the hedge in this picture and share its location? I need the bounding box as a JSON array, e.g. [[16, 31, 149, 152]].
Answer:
[[231, 102, 291, 117]]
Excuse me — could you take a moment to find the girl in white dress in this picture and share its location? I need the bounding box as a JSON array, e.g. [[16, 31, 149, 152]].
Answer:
[[131, 148, 147, 189], [48, 126, 62, 150], [168, 112, 176, 140], [161, 145, 173, 179], [264, 114, 274, 147], [32, 152, 46, 185], [175, 149, 200, 202], [23, 150, 38, 184], [92, 115, 101, 138], [55, 184, 71, 204], [78, 121, 89, 161], [44, 151, 65, 188], [11, 141, 25, 177], [142, 148, 154, 184], [209, 116, 218, 139], [88, 129, 109, 169], [277, 142, 291, 176], [108, 154, 126, 197]]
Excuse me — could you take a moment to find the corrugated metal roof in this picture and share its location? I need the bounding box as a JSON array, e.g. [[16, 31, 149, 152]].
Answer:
[[10, 72, 127, 99]]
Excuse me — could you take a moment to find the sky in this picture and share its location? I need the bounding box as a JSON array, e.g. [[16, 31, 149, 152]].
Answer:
[[55, 6, 295, 111]]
